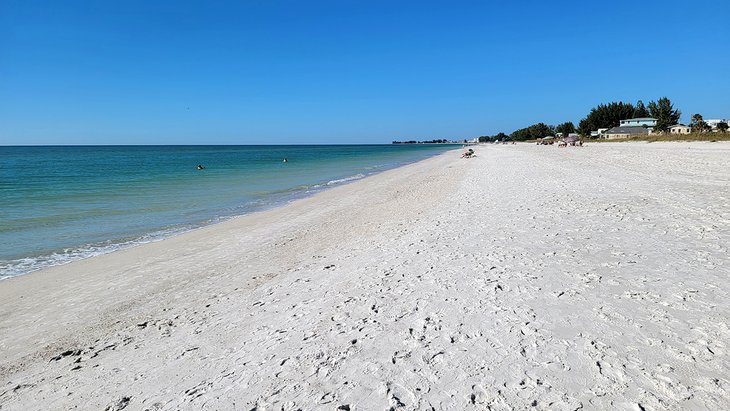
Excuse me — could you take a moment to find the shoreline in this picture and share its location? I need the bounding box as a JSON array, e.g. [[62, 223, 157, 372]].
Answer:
[[2, 142, 729, 409], [0, 148, 465, 365], [0, 147, 458, 280]]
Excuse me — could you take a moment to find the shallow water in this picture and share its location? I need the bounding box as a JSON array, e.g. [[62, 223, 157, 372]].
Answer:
[[0, 144, 456, 278]]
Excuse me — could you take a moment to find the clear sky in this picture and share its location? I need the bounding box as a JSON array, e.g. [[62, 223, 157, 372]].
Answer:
[[1, 0, 729, 145]]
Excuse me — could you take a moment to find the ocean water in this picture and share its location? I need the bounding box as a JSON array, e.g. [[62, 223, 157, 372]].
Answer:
[[0, 144, 456, 279]]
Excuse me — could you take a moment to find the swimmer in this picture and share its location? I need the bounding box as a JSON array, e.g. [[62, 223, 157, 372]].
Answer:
[[196, 164, 205, 170]]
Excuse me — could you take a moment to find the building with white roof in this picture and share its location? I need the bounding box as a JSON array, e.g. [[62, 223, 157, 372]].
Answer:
[[619, 118, 657, 127], [705, 119, 729, 131], [669, 124, 691, 134]]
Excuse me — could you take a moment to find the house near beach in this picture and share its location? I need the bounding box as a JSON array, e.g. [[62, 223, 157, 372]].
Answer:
[[669, 124, 691, 134], [602, 126, 650, 139], [590, 128, 608, 138], [600, 117, 656, 139], [619, 117, 657, 127], [705, 119, 729, 131]]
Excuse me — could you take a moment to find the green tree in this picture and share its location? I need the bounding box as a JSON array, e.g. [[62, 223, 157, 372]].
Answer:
[[718, 122, 729, 133], [577, 117, 593, 136], [648, 97, 681, 132], [510, 123, 554, 141], [576, 101, 636, 135], [633, 100, 650, 118], [690, 113, 709, 133], [478, 132, 510, 142], [556, 121, 576, 136]]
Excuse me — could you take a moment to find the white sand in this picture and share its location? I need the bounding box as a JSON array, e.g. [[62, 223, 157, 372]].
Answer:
[[1, 142, 729, 410]]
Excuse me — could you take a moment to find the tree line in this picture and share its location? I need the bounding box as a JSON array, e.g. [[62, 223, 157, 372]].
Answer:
[[575, 98, 681, 135], [477, 132, 509, 142], [441, 96, 725, 144], [476, 97, 685, 142], [392, 139, 450, 144], [478, 123, 574, 142]]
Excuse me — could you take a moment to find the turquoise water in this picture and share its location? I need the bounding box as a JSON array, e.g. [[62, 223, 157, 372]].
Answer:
[[0, 145, 456, 279]]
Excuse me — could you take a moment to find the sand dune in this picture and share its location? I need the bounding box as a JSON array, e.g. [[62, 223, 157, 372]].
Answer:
[[1, 142, 729, 410]]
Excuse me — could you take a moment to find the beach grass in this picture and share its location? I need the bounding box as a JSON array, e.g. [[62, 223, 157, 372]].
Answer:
[[588, 132, 730, 143]]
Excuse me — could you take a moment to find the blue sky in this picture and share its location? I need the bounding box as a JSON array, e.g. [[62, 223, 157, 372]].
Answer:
[[1, 0, 729, 145]]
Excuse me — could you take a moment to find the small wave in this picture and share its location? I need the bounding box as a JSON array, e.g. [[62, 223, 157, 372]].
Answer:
[[362, 164, 384, 170], [0, 150, 448, 280], [0, 226, 191, 279], [326, 173, 366, 186]]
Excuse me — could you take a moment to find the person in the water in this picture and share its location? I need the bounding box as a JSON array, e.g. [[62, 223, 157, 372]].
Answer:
[[283, 158, 288, 163], [196, 164, 205, 170]]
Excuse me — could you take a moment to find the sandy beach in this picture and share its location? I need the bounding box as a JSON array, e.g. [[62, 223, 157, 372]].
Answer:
[[1, 142, 729, 410]]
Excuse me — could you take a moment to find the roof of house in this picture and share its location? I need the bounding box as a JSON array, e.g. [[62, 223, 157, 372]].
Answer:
[[605, 126, 650, 135], [670, 124, 688, 128], [621, 117, 656, 121]]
